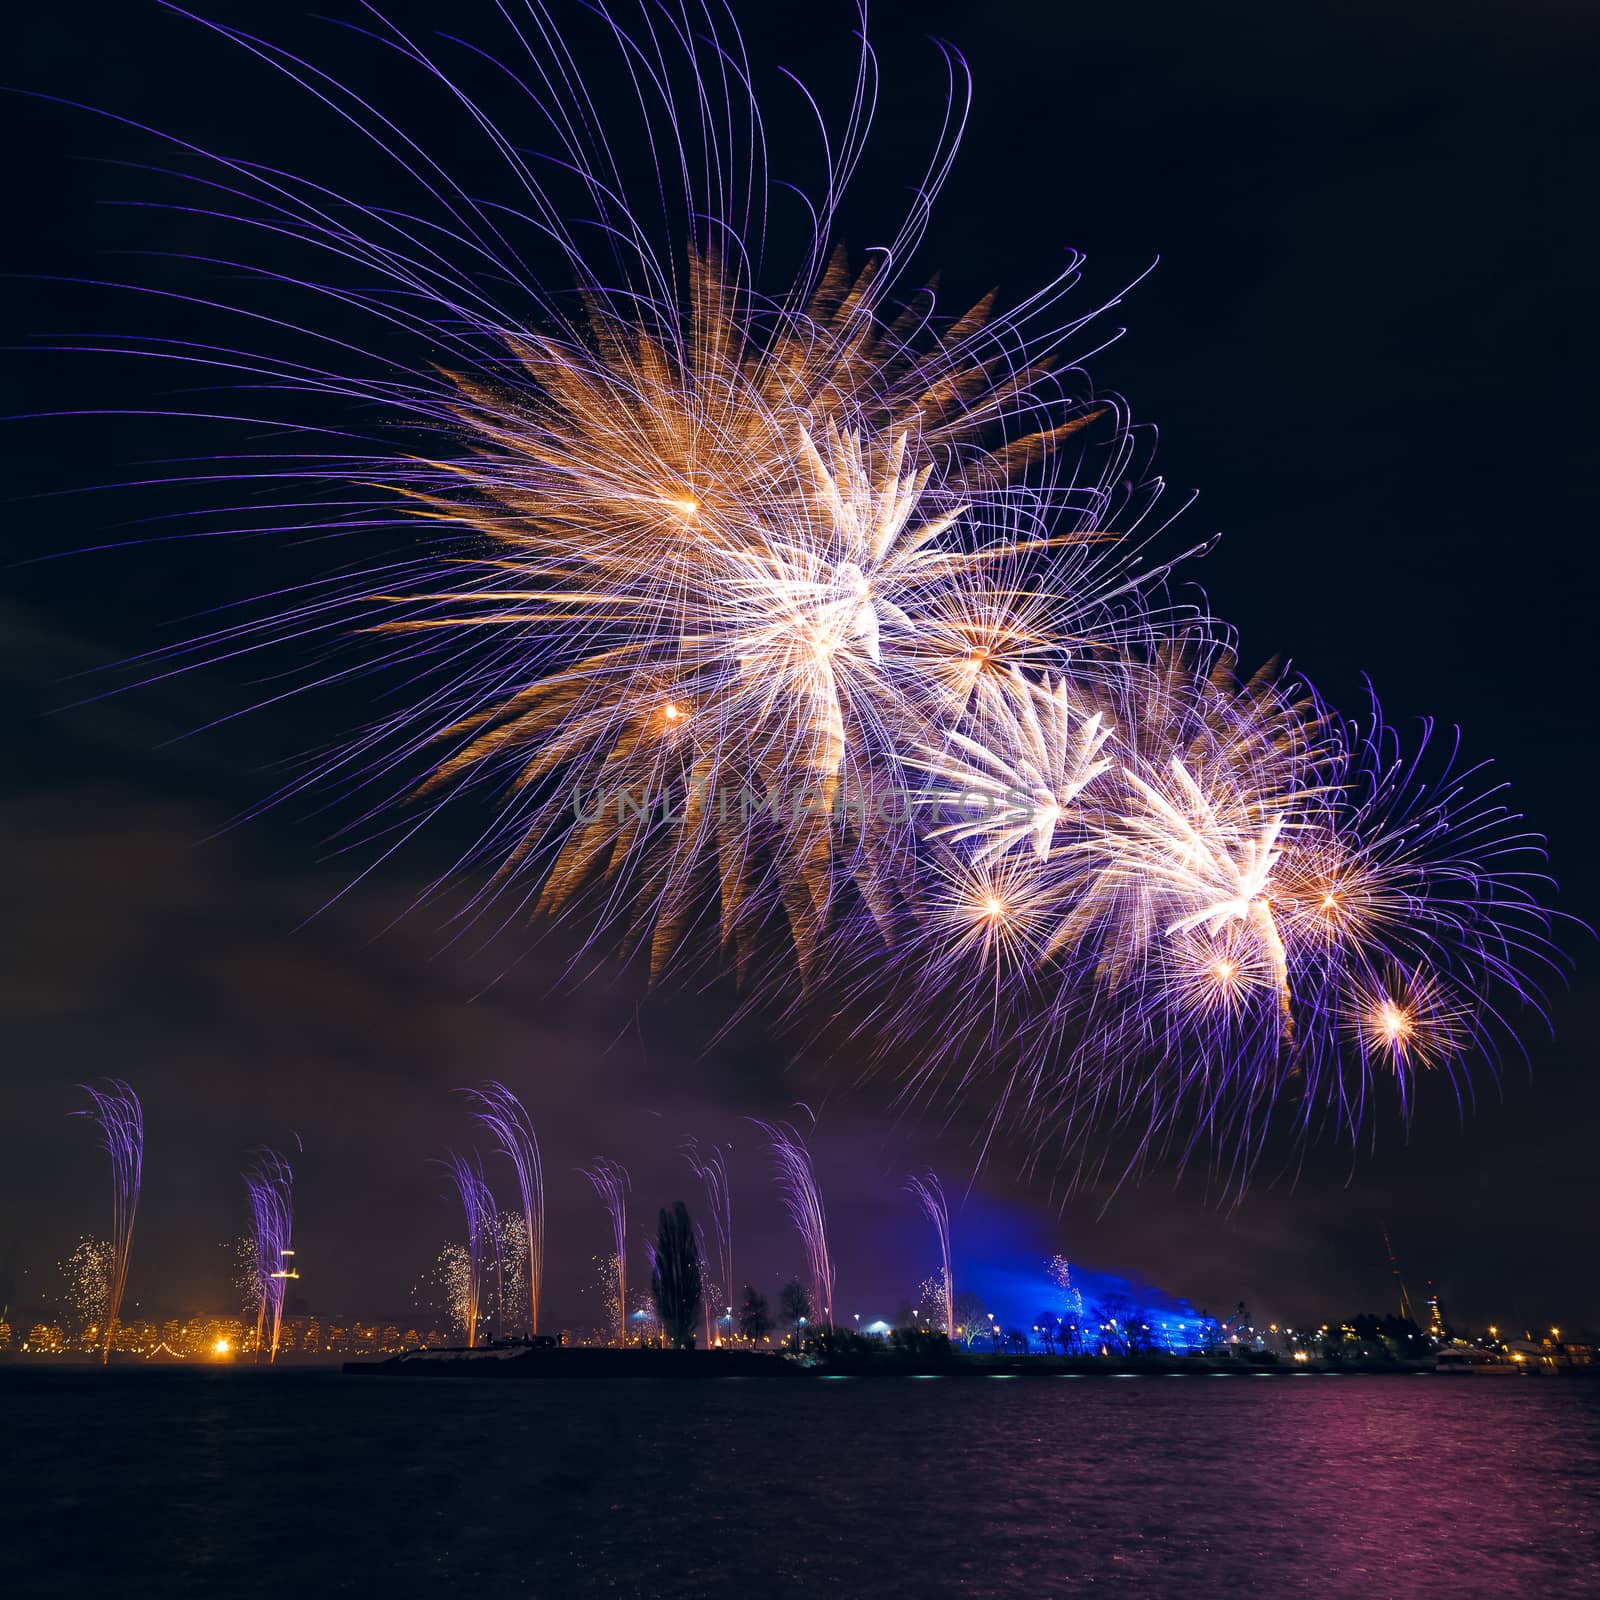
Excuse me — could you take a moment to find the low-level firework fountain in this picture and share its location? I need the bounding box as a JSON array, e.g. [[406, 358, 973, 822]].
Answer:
[[244, 1148, 296, 1362], [758, 1121, 835, 1328], [907, 1172, 955, 1338], [73, 1080, 142, 1365], [684, 1139, 734, 1343], [463, 1082, 546, 1336], [581, 1159, 631, 1346], [442, 1152, 492, 1348]]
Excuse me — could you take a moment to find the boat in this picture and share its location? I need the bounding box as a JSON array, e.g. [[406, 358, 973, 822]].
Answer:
[[1435, 1347, 1522, 1375]]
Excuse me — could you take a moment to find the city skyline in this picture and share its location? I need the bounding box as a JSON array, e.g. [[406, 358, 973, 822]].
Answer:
[[3, 1079, 1590, 1340]]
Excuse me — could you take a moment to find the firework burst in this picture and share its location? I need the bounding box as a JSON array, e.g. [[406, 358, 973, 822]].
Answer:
[[56, 2, 1159, 982]]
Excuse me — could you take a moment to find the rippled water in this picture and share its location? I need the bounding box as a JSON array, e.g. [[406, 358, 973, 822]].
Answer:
[[7, 1368, 1598, 1596]]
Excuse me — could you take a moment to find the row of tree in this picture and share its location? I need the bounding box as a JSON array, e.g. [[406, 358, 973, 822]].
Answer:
[[648, 1200, 1190, 1356], [649, 1196, 820, 1350]]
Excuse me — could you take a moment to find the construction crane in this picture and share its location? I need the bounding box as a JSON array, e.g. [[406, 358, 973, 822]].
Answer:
[[1380, 1222, 1415, 1323]]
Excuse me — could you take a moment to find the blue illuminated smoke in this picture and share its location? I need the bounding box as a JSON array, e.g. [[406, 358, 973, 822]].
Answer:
[[936, 1201, 1217, 1353], [956, 1256, 1211, 1351]]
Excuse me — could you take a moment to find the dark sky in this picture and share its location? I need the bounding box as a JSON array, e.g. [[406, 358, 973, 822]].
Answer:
[[3, 0, 1596, 1336]]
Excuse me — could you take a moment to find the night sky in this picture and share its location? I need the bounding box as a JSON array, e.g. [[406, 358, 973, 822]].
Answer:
[[3, 0, 1596, 1336]]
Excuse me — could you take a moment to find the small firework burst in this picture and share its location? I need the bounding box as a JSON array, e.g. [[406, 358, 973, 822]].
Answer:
[[1346, 967, 1470, 1074]]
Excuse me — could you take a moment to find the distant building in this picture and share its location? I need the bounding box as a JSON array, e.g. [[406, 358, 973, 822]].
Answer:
[[112, 1319, 157, 1354], [1425, 1291, 1449, 1340], [1506, 1339, 1556, 1369]]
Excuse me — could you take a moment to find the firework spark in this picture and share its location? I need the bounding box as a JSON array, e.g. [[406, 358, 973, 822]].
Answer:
[[429, 1244, 474, 1344], [490, 1211, 530, 1341], [59, 1237, 114, 1352], [72, 1081, 142, 1365], [587, 1252, 623, 1348], [1047, 1254, 1086, 1322]]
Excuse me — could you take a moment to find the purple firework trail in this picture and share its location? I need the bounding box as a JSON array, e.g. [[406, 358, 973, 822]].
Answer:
[[243, 1147, 295, 1363], [757, 1121, 835, 1327], [73, 1080, 142, 1365], [683, 1138, 734, 1340], [581, 1159, 630, 1346], [906, 1171, 954, 1338], [462, 1082, 545, 1335], [442, 1151, 493, 1348]]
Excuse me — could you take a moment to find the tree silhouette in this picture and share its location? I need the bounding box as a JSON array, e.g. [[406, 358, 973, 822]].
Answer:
[[649, 1201, 703, 1350], [1092, 1296, 1141, 1354], [779, 1280, 812, 1351], [951, 1290, 987, 1348], [737, 1284, 772, 1343]]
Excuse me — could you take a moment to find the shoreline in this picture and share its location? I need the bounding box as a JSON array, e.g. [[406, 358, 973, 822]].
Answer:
[[337, 1345, 1597, 1381], [6, 1350, 1592, 1381]]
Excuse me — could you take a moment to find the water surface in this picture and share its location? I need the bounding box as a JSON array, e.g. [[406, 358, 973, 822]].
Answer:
[[7, 1368, 1597, 1595]]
